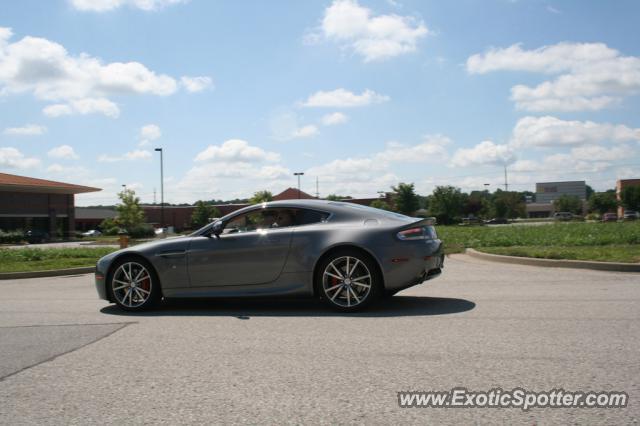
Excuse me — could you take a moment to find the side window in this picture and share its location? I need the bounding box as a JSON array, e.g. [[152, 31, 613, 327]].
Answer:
[[294, 209, 329, 226], [223, 208, 297, 234]]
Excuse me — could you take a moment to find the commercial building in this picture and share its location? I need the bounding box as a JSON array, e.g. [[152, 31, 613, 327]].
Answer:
[[617, 178, 640, 217], [526, 181, 587, 218], [0, 172, 100, 238]]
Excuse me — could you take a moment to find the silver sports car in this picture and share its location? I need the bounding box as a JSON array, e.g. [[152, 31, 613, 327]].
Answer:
[[95, 200, 444, 312]]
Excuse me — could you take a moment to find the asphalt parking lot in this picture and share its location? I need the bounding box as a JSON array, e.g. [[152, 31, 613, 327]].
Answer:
[[0, 254, 638, 425]]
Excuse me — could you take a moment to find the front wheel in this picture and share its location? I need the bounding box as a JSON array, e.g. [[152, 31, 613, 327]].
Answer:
[[108, 258, 160, 311], [316, 250, 381, 312]]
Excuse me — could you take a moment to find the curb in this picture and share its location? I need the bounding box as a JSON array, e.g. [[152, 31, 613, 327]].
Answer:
[[465, 248, 640, 273], [0, 267, 95, 280]]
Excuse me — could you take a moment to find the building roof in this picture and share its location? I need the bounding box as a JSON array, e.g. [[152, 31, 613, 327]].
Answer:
[[273, 187, 316, 201], [0, 172, 101, 194]]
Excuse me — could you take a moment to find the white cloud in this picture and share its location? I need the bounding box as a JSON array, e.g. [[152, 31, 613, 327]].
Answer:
[[467, 42, 640, 111], [0, 147, 40, 169], [3, 124, 47, 136], [43, 98, 120, 118], [291, 124, 319, 139], [0, 27, 201, 118], [570, 145, 634, 162], [316, 0, 428, 62], [48, 144, 79, 160], [180, 76, 213, 93], [301, 88, 389, 108], [69, 0, 187, 12], [194, 139, 280, 163], [140, 124, 161, 141], [98, 149, 152, 162], [321, 112, 348, 126], [450, 141, 516, 167], [376, 135, 450, 163], [511, 116, 640, 147]]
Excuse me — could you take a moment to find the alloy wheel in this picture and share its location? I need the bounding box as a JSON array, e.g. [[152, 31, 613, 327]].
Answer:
[[111, 262, 153, 309], [322, 256, 372, 308]]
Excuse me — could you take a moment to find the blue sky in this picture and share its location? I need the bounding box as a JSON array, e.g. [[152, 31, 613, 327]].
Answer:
[[1, 0, 639, 205]]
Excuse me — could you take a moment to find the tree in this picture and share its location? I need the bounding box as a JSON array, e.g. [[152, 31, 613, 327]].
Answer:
[[491, 190, 526, 219], [427, 186, 466, 225], [326, 194, 352, 201], [553, 194, 583, 215], [588, 191, 617, 214], [116, 188, 145, 230], [391, 182, 419, 216], [620, 186, 640, 211], [191, 201, 221, 228], [586, 185, 595, 200], [250, 190, 273, 204], [370, 199, 392, 211]]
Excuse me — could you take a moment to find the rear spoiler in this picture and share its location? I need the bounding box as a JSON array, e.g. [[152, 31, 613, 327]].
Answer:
[[398, 217, 437, 231]]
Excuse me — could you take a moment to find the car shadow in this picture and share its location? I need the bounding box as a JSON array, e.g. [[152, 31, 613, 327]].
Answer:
[[100, 296, 475, 318]]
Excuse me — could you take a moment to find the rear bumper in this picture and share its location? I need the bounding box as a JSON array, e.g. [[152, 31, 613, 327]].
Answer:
[[382, 240, 444, 291]]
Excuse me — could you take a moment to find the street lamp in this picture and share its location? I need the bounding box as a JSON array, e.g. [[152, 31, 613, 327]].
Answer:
[[154, 148, 164, 230], [294, 172, 304, 199]]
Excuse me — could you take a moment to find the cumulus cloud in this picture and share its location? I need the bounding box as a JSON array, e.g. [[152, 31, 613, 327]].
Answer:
[[315, 0, 428, 62], [48, 145, 79, 160], [194, 139, 280, 163], [466, 42, 640, 111], [3, 124, 47, 136], [291, 125, 319, 139], [0, 147, 40, 169], [450, 141, 516, 167], [180, 76, 213, 93], [69, 0, 188, 12], [43, 98, 120, 118], [140, 124, 161, 141], [0, 27, 201, 118], [301, 88, 389, 108], [511, 116, 640, 147], [321, 112, 348, 126], [376, 135, 450, 163]]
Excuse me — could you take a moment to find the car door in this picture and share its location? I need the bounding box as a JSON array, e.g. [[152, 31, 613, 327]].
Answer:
[[187, 207, 294, 287]]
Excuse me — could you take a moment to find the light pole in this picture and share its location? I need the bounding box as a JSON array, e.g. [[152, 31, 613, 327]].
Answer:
[[294, 172, 304, 199], [154, 148, 164, 230]]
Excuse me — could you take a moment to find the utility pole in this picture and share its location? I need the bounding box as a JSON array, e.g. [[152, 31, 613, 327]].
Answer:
[[294, 172, 304, 199], [315, 176, 319, 199], [153, 188, 157, 204], [504, 165, 509, 192], [154, 148, 164, 230]]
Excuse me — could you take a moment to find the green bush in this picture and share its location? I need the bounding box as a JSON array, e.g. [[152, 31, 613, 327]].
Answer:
[[127, 224, 155, 238], [0, 230, 24, 244]]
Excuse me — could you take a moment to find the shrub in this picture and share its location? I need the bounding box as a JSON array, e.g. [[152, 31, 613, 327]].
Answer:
[[0, 230, 24, 244], [127, 224, 156, 238]]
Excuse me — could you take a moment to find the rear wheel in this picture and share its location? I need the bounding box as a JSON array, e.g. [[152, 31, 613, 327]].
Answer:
[[316, 249, 381, 312], [108, 258, 160, 311]]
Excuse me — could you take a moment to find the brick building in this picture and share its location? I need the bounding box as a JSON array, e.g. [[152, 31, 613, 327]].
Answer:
[[0, 172, 100, 238]]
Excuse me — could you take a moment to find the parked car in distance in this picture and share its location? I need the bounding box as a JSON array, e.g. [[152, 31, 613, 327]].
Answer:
[[602, 212, 618, 222], [82, 229, 102, 237], [94, 200, 445, 312], [623, 210, 639, 221], [461, 215, 483, 226], [553, 212, 574, 221], [484, 218, 508, 225], [24, 229, 50, 244]]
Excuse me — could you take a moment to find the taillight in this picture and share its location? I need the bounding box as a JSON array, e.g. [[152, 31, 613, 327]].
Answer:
[[397, 227, 427, 240]]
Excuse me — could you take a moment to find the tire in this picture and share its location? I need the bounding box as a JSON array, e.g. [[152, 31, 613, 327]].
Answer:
[[316, 249, 381, 312], [107, 257, 161, 311]]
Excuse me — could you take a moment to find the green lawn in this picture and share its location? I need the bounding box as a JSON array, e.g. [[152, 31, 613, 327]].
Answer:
[[0, 247, 117, 273], [437, 221, 640, 263]]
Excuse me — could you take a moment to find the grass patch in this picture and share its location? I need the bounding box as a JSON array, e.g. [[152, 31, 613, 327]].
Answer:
[[436, 221, 640, 262], [438, 221, 640, 249], [477, 245, 640, 263], [0, 247, 117, 273]]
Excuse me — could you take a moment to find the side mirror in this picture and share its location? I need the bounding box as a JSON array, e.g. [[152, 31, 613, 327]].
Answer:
[[210, 221, 223, 237]]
